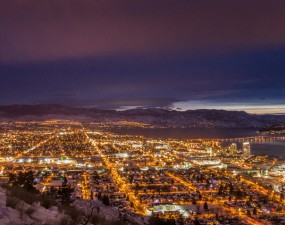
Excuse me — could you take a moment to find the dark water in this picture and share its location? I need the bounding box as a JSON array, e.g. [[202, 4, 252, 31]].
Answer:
[[109, 128, 285, 157], [251, 141, 285, 157]]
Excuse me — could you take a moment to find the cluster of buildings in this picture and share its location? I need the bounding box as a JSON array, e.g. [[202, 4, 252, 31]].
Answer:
[[0, 121, 285, 224]]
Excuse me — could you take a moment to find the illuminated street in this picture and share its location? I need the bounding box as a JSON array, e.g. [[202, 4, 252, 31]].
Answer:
[[1, 120, 285, 224]]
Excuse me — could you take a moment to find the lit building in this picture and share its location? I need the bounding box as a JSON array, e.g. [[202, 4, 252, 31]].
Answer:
[[242, 142, 251, 157], [206, 147, 213, 158], [229, 143, 237, 155]]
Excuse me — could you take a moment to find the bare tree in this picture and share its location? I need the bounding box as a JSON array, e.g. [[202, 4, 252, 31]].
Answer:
[[80, 202, 95, 225]]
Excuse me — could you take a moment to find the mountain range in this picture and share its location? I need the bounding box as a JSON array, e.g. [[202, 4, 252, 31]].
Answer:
[[0, 104, 285, 128]]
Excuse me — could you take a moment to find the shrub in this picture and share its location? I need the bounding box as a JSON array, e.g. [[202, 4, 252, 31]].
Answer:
[[0, 182, 8, 189], [57, 217, 71, 225], [6, 195, 19, 209], [40, 195, 56, 209], [90, 214, 107, 225], [7, 187, 39, 205], [58, 204, 83, 222], [25, 207, 36, 219]]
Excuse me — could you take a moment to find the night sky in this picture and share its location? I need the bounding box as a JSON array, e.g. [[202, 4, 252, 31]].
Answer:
[[1, 1, 285, 114]]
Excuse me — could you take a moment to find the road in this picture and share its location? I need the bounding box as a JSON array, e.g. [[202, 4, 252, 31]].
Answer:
[[166, 171, 266, 225]]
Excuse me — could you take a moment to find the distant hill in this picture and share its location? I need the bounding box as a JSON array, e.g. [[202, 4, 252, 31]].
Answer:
[[0, 104, 285, 128]]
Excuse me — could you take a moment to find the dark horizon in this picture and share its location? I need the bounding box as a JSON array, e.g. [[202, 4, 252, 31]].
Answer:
[[1, 103, 285, 117]]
